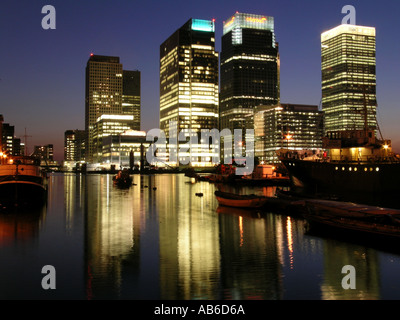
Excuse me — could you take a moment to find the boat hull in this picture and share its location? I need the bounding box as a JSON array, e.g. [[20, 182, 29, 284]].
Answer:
[[0, 160, 47, 208], [0, 181, 47, 207], [304, 199, 400, 241], [214, 191, 268, 208], [280, 158, 400, 205], [305, 213, 400, 240]]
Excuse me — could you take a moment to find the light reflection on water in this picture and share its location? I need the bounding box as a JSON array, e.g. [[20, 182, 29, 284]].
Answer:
[[0, 173, 400, 300]]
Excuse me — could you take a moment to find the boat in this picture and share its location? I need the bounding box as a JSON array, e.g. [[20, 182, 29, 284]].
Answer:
[[0, 156, 47, 208], [112, 169, 133, 188], [278, 128, 400, 202], [304, 199, 400, 239], [305, 199, 400, 218], [214, 190, 268, 208]]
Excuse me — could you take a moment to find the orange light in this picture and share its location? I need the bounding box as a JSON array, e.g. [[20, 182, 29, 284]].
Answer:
[[239, 216, 244, 247], [225, 16, 235, 27]]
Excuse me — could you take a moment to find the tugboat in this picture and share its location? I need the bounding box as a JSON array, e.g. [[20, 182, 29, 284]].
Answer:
[[278, 128, 400, 199], [0, 155, 48, 208]]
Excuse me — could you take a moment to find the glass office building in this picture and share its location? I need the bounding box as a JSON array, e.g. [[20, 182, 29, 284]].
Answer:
[[85, 55, 141, 163], [159, 18, 219, 167], [220, 12, 280, 132], [122, 70, 141, 131], [321, 24, 377, 134]]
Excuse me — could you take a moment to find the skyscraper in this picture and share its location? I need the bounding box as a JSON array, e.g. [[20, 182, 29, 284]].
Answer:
[[85, 55, 123, 162], [85, 54, 141, 163], [321, 24, 377, 134], [159, 18, 219, 166], [220, 12, 280, 132], [123, 70, 141, 131]]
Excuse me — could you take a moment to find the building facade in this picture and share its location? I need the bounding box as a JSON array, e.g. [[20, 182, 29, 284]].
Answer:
[[64, 129, 86, 162], [220, 12, 280, 132], [92, 114, 137, 162], [321, 24, 377, 134], [159, 18, 219, 167], [85, 54, 141, 163], [254, 104, 324, 163], [32, 144, 54, 162], [123, 70, 141, 131], [101, 130, 150, 169], [0, 122, 23, 156]]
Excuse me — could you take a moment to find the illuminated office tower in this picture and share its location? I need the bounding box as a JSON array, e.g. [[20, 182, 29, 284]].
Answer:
[[123, 70, 141, 131], [160, 18, 219, 166], [220, 12, 280, 132], [85, 54, 141, 163], [321, 24, 377, 134], [85, 55, 123, 162]]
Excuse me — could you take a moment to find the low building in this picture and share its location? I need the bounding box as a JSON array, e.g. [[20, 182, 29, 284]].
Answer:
[[92, 114, 138, 163], [254, 103, 324, 163], [101, 130, 149, 169]]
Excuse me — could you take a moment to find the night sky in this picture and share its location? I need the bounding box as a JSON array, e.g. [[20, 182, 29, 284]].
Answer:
[[2, 0, 400, 160]]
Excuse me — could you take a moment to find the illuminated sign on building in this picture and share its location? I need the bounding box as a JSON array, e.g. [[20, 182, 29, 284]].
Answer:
[[245, 16, 267, 23], [191, 19, 215, 32], [223, 12, 274, 36], [321, 24, 375, 42]]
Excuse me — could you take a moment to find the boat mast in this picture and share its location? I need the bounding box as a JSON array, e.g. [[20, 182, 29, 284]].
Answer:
[[22, 128, 32, 156], [0, 114, 3, 153]]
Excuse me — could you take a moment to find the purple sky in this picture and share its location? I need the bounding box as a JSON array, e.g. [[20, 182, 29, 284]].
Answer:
[[1, 0, 400, 160]]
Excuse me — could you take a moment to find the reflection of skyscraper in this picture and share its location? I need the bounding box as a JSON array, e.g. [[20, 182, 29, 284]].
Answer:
[[321, 24, 377, 134], [320, 241, 380, 300], [220, 12, 280, 132], [157, 175, 220, 299], [84, 175, 143, 299], [218, 209, 282, 299]]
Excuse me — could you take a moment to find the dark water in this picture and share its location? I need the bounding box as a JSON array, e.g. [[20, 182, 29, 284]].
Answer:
[[1, 173, 400, 300]]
